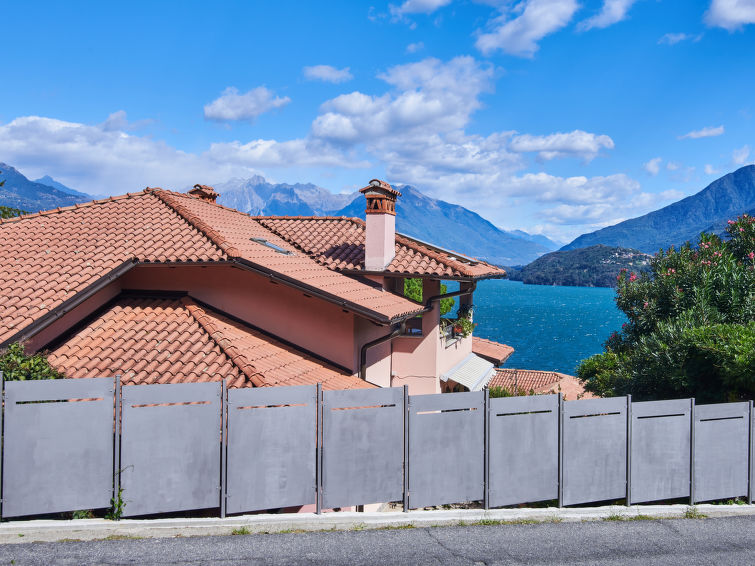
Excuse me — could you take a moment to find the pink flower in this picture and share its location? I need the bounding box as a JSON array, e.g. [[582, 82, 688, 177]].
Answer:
[[748, 252, 755, 260], [728, 220, 736, 225], [643, 302, 649, 309], [629, 273, 637, 282]]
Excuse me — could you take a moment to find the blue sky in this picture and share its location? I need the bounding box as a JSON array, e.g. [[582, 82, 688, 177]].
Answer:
[[1, 0, 754, 242]]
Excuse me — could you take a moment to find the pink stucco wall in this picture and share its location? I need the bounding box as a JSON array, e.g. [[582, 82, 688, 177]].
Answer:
[[120, 264, 361, 371]]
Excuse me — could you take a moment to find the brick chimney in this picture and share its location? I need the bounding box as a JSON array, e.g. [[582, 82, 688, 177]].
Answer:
[[360, 179, 401, 271], [188, 184, 219, 203]]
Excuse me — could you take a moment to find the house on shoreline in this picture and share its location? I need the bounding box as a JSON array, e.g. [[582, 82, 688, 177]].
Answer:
[[0, 179, 512, 394]]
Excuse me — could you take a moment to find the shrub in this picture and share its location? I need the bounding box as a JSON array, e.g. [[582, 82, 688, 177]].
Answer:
[[578, 215, 755, 401], [0, 342, 64, 381]]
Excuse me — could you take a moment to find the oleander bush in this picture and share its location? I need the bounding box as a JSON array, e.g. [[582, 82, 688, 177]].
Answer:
[[578, 214, 755, 402]]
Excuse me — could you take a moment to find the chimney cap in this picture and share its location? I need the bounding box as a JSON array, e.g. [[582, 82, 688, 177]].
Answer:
[[359, 179, 401, 198], [188, 184, 219, 203]]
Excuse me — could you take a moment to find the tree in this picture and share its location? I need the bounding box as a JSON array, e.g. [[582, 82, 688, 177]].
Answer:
[[0, 342, 64, 381], [577, 214, 755, 402], [403, 278, 455, 315]]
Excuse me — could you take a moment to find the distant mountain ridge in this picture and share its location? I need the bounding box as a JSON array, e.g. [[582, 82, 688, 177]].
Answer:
[[0, 163, 89, 212], [216, 177, 559, 265], [563, 165, 755, 253]]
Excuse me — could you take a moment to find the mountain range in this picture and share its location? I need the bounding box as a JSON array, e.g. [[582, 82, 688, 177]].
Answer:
[[215, 178, 560, 265], [562, 165, 755, 253], [0, 163, 85, 212]]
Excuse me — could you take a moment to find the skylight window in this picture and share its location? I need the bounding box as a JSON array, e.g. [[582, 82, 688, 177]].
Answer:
[[250, 238, 294, 255]]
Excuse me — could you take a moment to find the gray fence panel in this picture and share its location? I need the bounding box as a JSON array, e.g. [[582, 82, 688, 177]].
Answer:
[[488, 394, 559, 507], [322, 387, 404, 509], [2, 377, 115, 518], [226, 385, 316, 514], [408, 391, 484, 509], [563, 396, 627, 506], [120, 382, 221, 517], [629, 399, 691, 504], [694, 402, 750, 503]]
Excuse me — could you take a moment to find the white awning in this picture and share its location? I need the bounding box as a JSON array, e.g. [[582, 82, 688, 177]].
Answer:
[[440, 354, 495, 391]]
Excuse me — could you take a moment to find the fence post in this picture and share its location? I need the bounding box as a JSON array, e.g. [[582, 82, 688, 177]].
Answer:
[[403, 385, 409, 513], [1, 370, 4, 520], [113, 374, 121, 513], [626, 394, 632, 506], [749, 400, 753, 504], [690, 398, 696, 505], [558, 392, 564, 508], [316, 383, 323, 515], [484, 387, 490, 510], [220, 378, 227, 519]]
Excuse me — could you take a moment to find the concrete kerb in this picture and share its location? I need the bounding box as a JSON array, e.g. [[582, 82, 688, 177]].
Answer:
[[1, 504, 754, 545]]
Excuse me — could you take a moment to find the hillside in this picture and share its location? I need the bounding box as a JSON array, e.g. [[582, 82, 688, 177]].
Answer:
[[509, 245, 651, 288], [216, 177, 558, 265], [563, 165, 755, 253], [0, 163, 89, 212]]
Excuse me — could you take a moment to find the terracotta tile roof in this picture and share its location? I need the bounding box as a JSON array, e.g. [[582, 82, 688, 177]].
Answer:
[[48, 295, 371, 390], [255, 216, 507, 279], [0, 192, 225, 344], [488, 368, 594, 401], [472, 337, 514, 366], [153, 191, 424, 323], [0, 190, 424, 344]]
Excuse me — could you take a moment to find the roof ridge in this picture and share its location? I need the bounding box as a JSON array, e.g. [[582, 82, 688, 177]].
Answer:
[[0, 191, 150, 225], [151, 189, 241, 257], [256, 216, 497, 277], [181, 296, 266, 387]]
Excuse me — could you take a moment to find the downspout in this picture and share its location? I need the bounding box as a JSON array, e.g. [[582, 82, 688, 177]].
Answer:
[[359, 322, 405, 381], [358, 280, 478, 381]]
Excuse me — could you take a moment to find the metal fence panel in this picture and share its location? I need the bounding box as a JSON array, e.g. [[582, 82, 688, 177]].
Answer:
[[562, 397, 627, 506], [629, 399, 691, 504], [694, 402, 750, 503], [322, 387, 404, 509], [226, 385, 316, 514], [488, 394, 559, 507], [2, 377, 115, 518], [408, 391, 484, 509], [120, 382, 221, 517]]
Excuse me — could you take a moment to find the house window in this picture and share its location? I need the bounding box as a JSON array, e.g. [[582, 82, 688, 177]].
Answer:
[[250, 238, 294, 255]]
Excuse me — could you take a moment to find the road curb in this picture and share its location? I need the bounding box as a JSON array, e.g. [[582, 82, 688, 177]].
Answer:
[[1, 504, 754, 544]]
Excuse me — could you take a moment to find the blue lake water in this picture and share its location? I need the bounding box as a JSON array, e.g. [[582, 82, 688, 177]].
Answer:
[[457, 279, 627, 375]]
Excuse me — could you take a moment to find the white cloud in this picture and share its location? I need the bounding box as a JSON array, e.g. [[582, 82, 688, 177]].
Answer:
[[666, 161, 680, 171], [733, 144, 751, 164], [705, 164, 719, 175], [508, 130, 615, 161], [678, 125, 725, 139], [475, 0, 579, 57], [303, 65, 354, 84], [390, 0, 451, 16], [705, 0, 755, 31], [406, 41, 425, 53], [203, 86, 291, 122], [578, 0, 637, 31], [644, 157, 662, 175], [658, 32, 700, 44], [312, 57, 495, 145], [0, 114, 355, 195]]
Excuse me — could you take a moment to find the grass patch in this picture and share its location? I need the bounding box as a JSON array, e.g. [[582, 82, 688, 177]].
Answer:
[[231, 527, 251, 535], [684, 507, 707, 519], [103, 534, 142, 541], [376, 524, 415, 530], [605, 513, 655, 522], [58, 538, 83, 543]]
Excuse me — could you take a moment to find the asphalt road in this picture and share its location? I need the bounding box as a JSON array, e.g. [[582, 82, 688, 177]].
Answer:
[[2, 515, 755, 565]]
